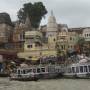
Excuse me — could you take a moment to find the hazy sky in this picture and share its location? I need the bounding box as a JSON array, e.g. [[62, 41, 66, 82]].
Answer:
[[0, 0, 90, 27]]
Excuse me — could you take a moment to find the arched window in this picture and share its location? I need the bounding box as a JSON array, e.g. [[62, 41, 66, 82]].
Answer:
[[53, 38, 55, 41], [89, 34, 90, 36], [85, 34, 86, 37], [27, 45, 32, 48], [70, 37, 72, 40]]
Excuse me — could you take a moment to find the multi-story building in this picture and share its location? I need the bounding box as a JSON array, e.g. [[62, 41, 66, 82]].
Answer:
[[17, 11, 85, 61], [0, 13, 14, 49], [0, 12, 89, 61], [12, 15, 32, 52], [82, 28, 90, 54], [83, 28, 90, 42], [57, 24, 68, 54], [18, 11, 58, 61]]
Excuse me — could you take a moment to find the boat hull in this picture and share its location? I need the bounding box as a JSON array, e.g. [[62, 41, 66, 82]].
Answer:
[[38, 73, 63, 79], [64, 73, 90, 79], [10, 77, 38, 81], [9, 74, 39, 81]]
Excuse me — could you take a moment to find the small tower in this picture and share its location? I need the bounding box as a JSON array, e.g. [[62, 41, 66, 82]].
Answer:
[[47, 10, 58, 33], [25, 14, 32, 31], [46, 11, 58, 49]]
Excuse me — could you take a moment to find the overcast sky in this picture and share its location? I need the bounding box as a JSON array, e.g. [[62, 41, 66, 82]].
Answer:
[[0, 0, 90, 27]]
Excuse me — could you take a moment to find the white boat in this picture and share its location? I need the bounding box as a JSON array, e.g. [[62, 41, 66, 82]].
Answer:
[[9, 65, 63, 81], [64, 56, 90, 78], [9, 67, 40, 81]]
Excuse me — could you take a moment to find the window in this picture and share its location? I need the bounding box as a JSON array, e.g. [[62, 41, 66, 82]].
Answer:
[[76, 67, 79, 73], [80, 66, 83, 73], [61, 46, 63, 50], [70, 37, 72, 40], [56, 69, 59, 73], [27, 45, 32, 48], [72, 67, 75, 73], [35, 44, 38, 47], [68, 46, 70, 48], [29, 56, 32, 58], [68, 68, 72, 73], [33, 69, 36, 73], [63, 45, 65, 50], [88, 65, 90, 72], [53, 38, 55, 41], [37, 68, 40, 73], [18, 70, 21, 74], [71, 45, 72, 48], [85, 34, 87, 37], [41, 68, 45, 72], [84, 66, 88, 72], [23, 70, 26, 74], [18, 34, 23, 41], [27, 69, 32, 73], [48, 67, 55, 72]]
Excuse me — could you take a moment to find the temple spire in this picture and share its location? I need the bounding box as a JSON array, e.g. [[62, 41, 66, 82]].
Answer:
[[25, 14, 31, 30], [51, 10, 54, 16], [47, 11, 57, 32]]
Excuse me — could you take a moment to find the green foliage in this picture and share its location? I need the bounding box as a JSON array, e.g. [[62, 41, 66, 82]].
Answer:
[[77, 37, 85, 46], [17, 2, 47, 28], [77, 37, 85, 53]]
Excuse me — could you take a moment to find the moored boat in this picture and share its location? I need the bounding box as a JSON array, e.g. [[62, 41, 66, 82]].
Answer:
[[9, 65, 63, 81], [9, 67, 40, 81], [64, 55, 90, 78]]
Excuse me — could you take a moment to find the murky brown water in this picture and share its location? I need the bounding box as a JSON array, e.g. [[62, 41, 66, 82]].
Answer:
[[0, 78, 90, 90]]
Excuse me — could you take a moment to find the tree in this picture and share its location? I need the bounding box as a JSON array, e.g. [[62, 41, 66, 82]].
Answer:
[[83, 41, 90, 56], [17, 2, 47, 28], [77, 37, 85, 54]]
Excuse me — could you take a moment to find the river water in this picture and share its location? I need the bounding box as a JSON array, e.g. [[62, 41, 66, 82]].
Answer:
[[0, 78, 90, 90]]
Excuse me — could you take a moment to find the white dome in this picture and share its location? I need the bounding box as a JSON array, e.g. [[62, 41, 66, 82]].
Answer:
[[47, 11, 58, 32], [48, 15, 56, 23]]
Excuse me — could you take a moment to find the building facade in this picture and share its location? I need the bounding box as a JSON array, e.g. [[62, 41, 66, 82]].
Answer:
[[17, 11, 82, 61], [0, 13, 14, 49], [0, 12, 89, 61]]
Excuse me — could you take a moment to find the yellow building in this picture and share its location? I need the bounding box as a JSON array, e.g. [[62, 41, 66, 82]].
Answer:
[[57, 24, 68, 54], [18, 11, 58, 61], [17, 11, 80, 61]]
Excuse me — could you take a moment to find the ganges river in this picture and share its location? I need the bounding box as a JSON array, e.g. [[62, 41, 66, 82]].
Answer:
[[0, 78, 90, 90]]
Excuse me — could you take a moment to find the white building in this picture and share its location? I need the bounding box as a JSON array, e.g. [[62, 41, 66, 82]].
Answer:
[[83, 28, 90, 41]]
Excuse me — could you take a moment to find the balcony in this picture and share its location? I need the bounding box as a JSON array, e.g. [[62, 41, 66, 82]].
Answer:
[[25, 31, 42, 38]]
